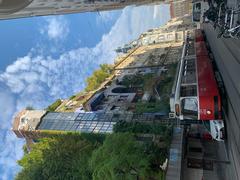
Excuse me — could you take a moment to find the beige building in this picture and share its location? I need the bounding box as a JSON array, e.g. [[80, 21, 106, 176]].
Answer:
[[137, 16, 195, 46], [12, 110, 47, 138], [168, 0, 192, 18], [0, 0, 162, 20], [84, 39, 184, 113], [83, 17, 195, 113], [115, 16, 195, 54], [170, 0, 191, 18], [12, 17, 195, 140]]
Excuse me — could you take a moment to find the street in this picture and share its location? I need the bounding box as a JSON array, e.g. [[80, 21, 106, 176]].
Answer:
[[203, 23, 240, 180]]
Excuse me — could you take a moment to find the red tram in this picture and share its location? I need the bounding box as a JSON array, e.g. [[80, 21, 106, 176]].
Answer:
[[170, 29, 224, 140], [195, 29, 222, 120]]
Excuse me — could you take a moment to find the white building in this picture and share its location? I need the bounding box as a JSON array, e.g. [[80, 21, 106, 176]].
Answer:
[[0, 0, 161, 20]]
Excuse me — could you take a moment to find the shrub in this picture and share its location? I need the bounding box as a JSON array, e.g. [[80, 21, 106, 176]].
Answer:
[[46, 99, 62, 112]]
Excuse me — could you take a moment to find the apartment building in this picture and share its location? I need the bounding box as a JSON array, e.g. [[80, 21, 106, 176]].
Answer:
[[0, 0, 162, 20]]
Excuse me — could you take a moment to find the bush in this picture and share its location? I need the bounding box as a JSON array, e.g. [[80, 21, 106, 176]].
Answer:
[[46, 99, 62, 112], [90, 133, 151, 180], [69, 95, 76, 100], [135, 101, 169, 114], [121, 74, 153, 88], [113, 121, 172, 135]]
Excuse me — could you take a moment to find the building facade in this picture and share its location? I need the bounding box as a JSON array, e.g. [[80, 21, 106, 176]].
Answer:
[[12, 110, 118, 139], [0, 0, 161, 20], [116, 16, 195, 54], [137, 16, 195, 46], [169, 0, 191, 18], [12, 17, 195, 140]]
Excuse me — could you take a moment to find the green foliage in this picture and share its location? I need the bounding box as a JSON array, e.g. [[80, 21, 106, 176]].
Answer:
[[157, 76, 173, 97], [85, 64, 113, 92], [121, 75, 144, 87], [157, 63, 178, 97], [90, 133, 151, 180], [16, 132, 169, 180], [16, 134, 103, 180], [69, 95, 76, 100], [35, 130, 106, 143], [135, 100, 169, 114], [121, 73, 153, 88], [16, 138, 54, 180], [22, 144, 28, 155], [46, 99, 62, 112], [113, 121, 172, 135]]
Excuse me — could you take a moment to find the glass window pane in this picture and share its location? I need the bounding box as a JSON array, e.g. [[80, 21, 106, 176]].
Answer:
[[181, 98, 198, 118]]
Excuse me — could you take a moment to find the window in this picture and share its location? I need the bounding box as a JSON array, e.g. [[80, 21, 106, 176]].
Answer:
[[184, 59, 195, 70], [185, 41, 195, 56], [110, 105, 120, 110], [21, 118, 27, 123], [181, 59, 196, 84], [181, 98, 198, 118], [177, 33, 182, 40], [118, 95, 128, 102], [180, 85, 197, 97], [159, 35, 165, 41], [167, 34, 173, 40]]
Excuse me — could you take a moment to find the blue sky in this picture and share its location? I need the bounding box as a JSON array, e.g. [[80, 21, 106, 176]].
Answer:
[[0, 11, 120, 71], [0, 4, 170, 180]]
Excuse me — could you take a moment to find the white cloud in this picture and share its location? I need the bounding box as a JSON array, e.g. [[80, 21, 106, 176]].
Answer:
[[0, 86, 23, 180], [40, 16, 69, 41], [0, 4, 170, 179]]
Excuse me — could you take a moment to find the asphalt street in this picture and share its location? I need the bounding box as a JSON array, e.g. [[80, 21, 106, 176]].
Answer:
[[203, 23, 240, 180]]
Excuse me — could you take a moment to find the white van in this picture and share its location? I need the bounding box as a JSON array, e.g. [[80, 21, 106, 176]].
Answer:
[[209, 120, 225, 141], [192, 0, 210, 28]]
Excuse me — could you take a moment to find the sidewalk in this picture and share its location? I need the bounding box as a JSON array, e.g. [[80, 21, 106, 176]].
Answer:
[[166, 127, 184, 180]]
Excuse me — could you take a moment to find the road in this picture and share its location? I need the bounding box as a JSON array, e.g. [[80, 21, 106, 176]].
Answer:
[[203, 23, 240, 180]]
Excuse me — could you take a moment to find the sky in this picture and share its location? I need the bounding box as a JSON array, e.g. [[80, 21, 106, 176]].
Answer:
[[0, 4, 170, 180]]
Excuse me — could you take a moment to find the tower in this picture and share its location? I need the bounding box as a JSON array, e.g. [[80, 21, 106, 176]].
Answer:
[[12, 110, 47, 139]]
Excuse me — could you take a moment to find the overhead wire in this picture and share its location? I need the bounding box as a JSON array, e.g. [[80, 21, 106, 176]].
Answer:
[[97, 10, 108, 32]]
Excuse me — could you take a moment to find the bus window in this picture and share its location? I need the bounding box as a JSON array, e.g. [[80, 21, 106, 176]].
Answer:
[[193, 3, 201, 22], [181, 98, 198, 118]]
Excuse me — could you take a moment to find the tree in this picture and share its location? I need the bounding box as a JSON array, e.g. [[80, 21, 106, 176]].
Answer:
[[46, 99, 62, 112], [99, 64, 112, 74], [85, 64, 113, 92], [90, 133, 151, 180], [16, 134, 101, 180], [16, 132, 167, 180], [16, 138, 53, 180]]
